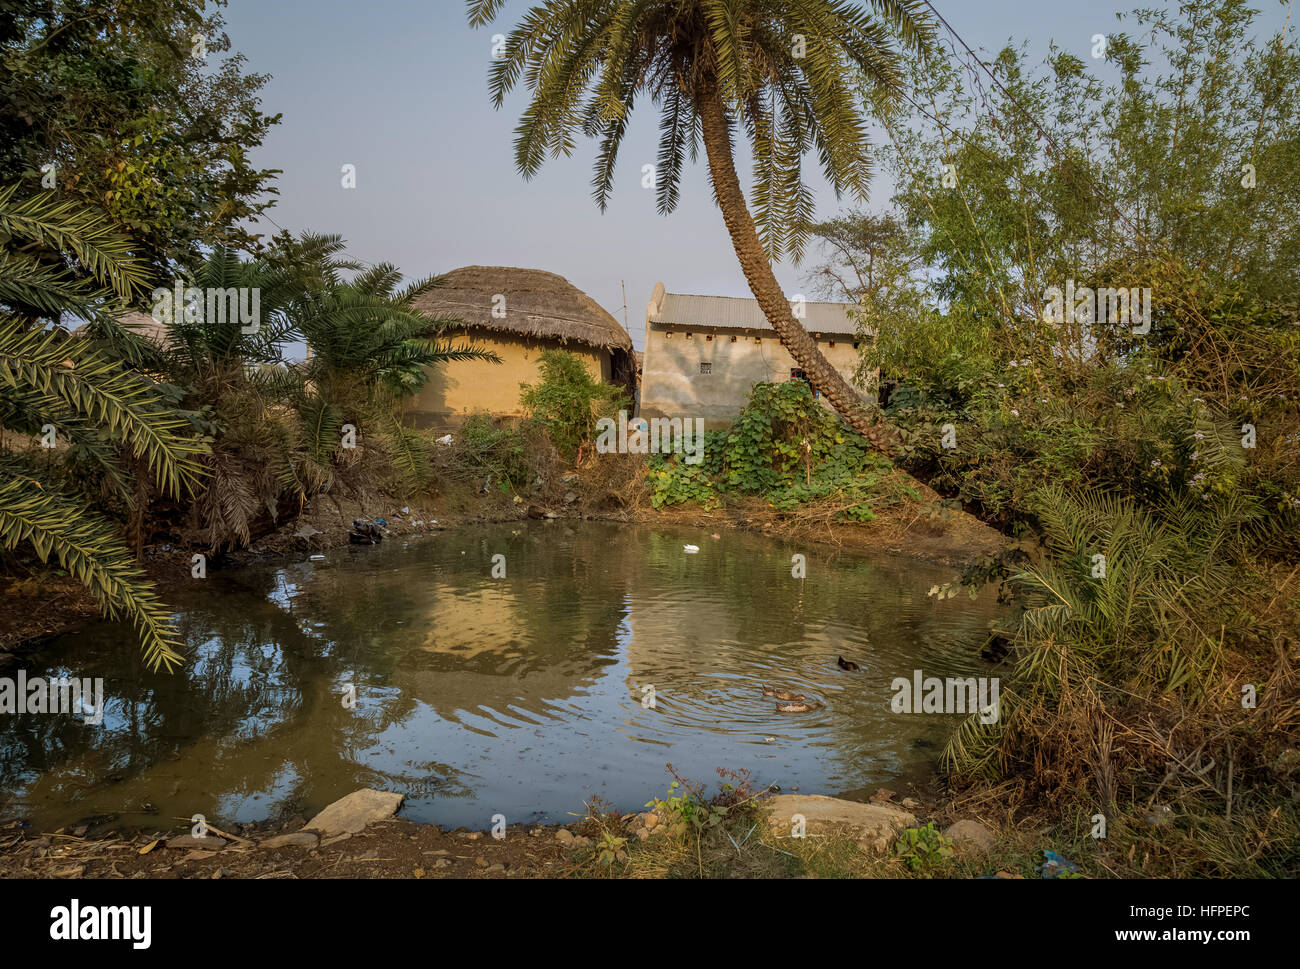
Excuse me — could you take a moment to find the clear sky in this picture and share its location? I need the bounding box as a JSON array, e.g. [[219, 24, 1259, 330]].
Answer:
[[220, 0, 1293, 351]]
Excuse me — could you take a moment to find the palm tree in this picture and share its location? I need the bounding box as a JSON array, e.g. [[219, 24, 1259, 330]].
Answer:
[[466, 0, 933, 453], [278, 259, 500, 498], [0, 185, 207, 671], [166, 239, 500, 542]]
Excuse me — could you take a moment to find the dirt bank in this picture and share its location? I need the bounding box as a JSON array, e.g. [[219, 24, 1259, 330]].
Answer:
[[1, 782, 1039, 881]]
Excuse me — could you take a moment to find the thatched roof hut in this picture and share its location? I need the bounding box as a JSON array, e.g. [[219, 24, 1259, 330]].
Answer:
[[71, 310, 172, 347], [413, 266, 635, 388], [404, 266, 637, 425]]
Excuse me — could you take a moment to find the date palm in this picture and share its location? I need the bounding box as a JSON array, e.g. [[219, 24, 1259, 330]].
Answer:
[[466, 0, 933, 453], [0, 186, 206, 671]]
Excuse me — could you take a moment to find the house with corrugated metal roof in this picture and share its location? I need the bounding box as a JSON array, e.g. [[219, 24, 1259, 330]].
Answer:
[[639, 282, 873, 427]]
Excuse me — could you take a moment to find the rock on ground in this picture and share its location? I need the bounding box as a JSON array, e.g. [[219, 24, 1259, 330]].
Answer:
[[259, 831, 320, 850], [943, 820, 995, 853], [765, 795, 915, 853], [167, 834, 224, 851], [304, 789, 404, 837]]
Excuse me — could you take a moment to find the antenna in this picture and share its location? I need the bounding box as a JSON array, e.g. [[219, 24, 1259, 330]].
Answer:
[[621, 280, 629, 330]]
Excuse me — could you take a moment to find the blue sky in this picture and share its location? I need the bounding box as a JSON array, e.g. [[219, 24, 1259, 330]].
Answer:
[[220, 0, 1293, 350]]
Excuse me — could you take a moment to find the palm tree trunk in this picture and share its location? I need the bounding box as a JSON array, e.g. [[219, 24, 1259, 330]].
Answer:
[[697, 85, 896, 455]]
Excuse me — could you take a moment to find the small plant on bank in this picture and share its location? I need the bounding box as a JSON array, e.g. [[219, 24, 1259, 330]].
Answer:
[[593, 829, 629, 868], [647, 382, 912, 518], [519, 350, 628, 464], [894, 822, 955, 872]]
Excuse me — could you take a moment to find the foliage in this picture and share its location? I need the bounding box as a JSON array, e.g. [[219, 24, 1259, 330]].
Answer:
[[436, 414, 535, 494], [893, 822, 954, 872], [805, 211, 920, 302], [519, 349, 628, 465], [648, 381, 918, 518], [467, 0, 933, 262], [466, 0, 929, 446], [0, 190, 206, 670], [647, 454, 720, 510], [822, 0, 1300, 834], [1, 0, 282, 277], [155, 237, 499, 546]]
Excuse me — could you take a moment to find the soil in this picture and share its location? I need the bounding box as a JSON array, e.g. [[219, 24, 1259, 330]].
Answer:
[[0, 781, 954, 880], [0, 816, 574, 880]]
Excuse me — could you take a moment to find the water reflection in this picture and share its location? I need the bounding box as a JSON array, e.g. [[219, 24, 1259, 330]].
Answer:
[[0, 522, 1005, 831]]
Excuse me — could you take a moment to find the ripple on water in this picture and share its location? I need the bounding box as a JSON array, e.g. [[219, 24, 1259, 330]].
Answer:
[[0, 521, 1005, 831]]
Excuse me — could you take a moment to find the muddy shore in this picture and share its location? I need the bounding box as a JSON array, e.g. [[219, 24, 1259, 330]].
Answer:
[[1, 781, 1007, 880]]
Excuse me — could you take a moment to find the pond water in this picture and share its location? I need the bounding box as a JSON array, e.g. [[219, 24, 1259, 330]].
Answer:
[[0, 521, 1004, 832]]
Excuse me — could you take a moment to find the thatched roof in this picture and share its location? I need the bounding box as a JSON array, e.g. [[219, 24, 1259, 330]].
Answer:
[[412, 266, 633, 352], [72, 310, 172, 346]]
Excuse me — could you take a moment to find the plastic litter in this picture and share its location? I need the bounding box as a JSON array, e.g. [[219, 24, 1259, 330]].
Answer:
[[1038, 849, 1080, 878]]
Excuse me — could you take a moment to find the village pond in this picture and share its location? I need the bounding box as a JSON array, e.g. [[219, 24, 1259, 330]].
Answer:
[[0, 521, 1005, 833]]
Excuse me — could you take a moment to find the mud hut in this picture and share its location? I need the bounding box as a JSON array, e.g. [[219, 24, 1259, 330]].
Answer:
[[407, 266, 636, 429]]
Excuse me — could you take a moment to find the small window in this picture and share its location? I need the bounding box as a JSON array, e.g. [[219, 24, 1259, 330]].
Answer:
[[828, 339, 836, 348], [705, 333, 713, 341], [699, 362, 712, 375], [729, 335, 737, 343], [853, 340, 860, 349], [686, 332, 694, 339]]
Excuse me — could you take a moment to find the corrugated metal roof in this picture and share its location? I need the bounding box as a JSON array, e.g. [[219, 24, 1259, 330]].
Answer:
[[650, 292, 863, 335]]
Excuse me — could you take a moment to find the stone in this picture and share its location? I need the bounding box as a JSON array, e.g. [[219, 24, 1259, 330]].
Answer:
[[554, 829, 574, 844], [636, 828, 649, 842], [943, 820, 995, 853], [764, 795, 916, 854], [304, 789, 404, 837], [259, 831, 319, 850], [641, 812, 658, 830], [901, 797, 920, 809], [1144, 806, 1173, 827], [167, 834, 224, 851], [475, 857, 489, 868], [486, 863, 506, 872]]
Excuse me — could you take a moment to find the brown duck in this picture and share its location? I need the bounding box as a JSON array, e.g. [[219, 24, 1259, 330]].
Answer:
[[775, 700, 821, 713], [837, 656, 861, 672], [761, 685, 810, 702]]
